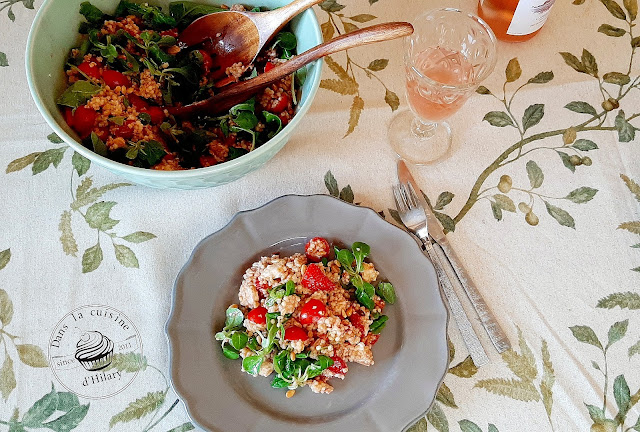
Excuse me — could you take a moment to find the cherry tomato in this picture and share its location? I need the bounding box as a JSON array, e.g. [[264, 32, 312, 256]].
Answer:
[[199, 155, 217, 167], [304, 237, 330, 262], [264, 61, 276, 73], [198, 49, 213, 72], [160, 28, 179, 38], [284, 326, 308, 341], [328, 356, 348, 375], [141, 106, 165, 124], [349, 313, 365, 334], [72, 105, 97, 138], [113, 120, 135, 139], [268, 94, 290, 114], [247, 307, 268, 325], [102, 69, 130, 88], [78, 61, 101, 79], [128, 95, 149, 110], [299, 299, 327, 325], [301, 264, 335, 292], [93, 126, 109, 142], [64, 107, 75, 128]]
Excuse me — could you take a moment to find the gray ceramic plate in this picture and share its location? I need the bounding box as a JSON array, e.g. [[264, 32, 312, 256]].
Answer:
[[166, 195, 449, 432]]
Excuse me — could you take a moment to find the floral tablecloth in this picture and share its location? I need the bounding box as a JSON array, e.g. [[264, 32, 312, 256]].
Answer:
[[1, 0, 639, 430]]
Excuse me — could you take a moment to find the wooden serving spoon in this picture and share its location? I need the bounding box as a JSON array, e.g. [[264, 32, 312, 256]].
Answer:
[[178, 0, 325, 79], [169, 22, 414, 117]]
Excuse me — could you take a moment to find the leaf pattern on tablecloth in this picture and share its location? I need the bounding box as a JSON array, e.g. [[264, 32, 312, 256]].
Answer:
[[5, 134, 157, 273], [0, 0, 34, 22], [0, 251, 49, 401], [618, 174, 640, 271], [570, 293, 640, 431], [316, 1, 402, 136]]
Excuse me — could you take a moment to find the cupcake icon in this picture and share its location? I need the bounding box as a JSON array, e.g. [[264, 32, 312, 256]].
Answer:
[[75, 331, 114, 371]]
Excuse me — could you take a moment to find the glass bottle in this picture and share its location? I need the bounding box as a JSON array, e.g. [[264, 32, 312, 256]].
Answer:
[[478, 0, 556, 42]]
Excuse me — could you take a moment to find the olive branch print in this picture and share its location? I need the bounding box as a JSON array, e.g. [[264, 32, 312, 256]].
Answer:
[[317, 0, 401, 137], [104, 352, 193, 432], [570, 292, 640, 432], [0, 0, 33, 22], [0, 52, 7, 67], [0, 249, 49, 401], [6, 133, 157, 273], [618, 174, 640, 272]]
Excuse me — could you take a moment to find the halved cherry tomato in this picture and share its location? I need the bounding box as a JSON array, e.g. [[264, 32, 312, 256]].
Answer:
[[299, 299, 327, 325], [112, 120, 135, 139], [284, 326, 308, 341], [199, 155, 217, 167], [128, 94, 149, 110], [71, 105, 97, 138], [198, 49, 213, 72], [328, 356, 348, 375], [304, 237, 330, 262], [141, 106, 165, 124], [268, 94, 290, 114], [349, 313, 365, 334], [78, 61, 101, 79], [301, 264, 335, 292], [247, 307, 268, 325], [264, 61, 276, 73], [102, 69, 130, 88]]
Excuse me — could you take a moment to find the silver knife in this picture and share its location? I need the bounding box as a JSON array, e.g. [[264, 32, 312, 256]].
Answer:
[[397, 160, 511, 353]]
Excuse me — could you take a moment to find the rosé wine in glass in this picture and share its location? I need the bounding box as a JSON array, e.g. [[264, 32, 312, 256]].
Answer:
[[407, 47, 476, 121], [389, 9, 497, 165]]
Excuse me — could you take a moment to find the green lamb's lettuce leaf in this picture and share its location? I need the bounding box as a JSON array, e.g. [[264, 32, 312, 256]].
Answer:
[[370, 315, 388, 334], [376, 282, 396, 305], [169, 1, 225, 28], [57, 81, 102, 108], [115, 0, 176, 28], [80, 2, 107, 24]]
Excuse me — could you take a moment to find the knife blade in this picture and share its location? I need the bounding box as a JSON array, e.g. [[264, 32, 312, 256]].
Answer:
[[397, 159, 511, 353]]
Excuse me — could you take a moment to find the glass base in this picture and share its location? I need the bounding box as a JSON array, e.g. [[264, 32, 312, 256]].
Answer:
[[388, 110, 452, 165]]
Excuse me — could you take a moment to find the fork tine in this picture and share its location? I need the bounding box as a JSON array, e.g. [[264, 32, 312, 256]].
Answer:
[[405, 182, 419, 209], [392, 185, 407, 213]]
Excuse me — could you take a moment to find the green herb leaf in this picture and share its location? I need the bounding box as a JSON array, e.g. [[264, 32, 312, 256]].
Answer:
[[231, 332, 249, 351], [169, 2, 225, 27], [91, 132, 108, 157], [275, 32, 297, 50], [352, 242, 370, 272], [370, 315, 388, 334], [225, 307, 244, 329], [227, 147, 248, 161], [242, 355, 264, 375], [271, 376, 289, 388], [285, 280, 296, 296], [234, 111, 258, 129], [57, 81, 102, 108], [356, 288, 375, 310], [376, 282, 396, 304], [263, 111, 283, 136], [79, 2, 106, 24], [223, 345, 240, 359]]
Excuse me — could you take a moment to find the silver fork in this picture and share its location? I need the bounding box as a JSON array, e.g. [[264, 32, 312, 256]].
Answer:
[[393, 183, 490, 367]]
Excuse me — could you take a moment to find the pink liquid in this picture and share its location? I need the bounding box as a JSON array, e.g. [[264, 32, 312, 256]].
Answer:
[[406, 47, 475, 121]]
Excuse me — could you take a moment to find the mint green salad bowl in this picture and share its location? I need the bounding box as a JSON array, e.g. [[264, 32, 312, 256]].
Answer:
[[26, 0, 322, 189]]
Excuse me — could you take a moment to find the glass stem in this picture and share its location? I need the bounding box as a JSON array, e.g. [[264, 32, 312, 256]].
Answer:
[[411, 117, 437, 139]]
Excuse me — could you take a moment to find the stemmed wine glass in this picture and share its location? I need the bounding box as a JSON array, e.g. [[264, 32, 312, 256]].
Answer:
[[389, 8, 497, 165]]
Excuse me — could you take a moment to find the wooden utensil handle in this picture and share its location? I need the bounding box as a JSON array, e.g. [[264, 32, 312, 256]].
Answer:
[[170, 22, 413, 116], [251, 22, 414, 89], [259, 0, 326, 39]]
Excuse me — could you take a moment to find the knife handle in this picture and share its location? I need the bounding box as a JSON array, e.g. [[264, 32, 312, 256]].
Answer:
[[433, 241, 511, 353], [423, 242, 489, 367]]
